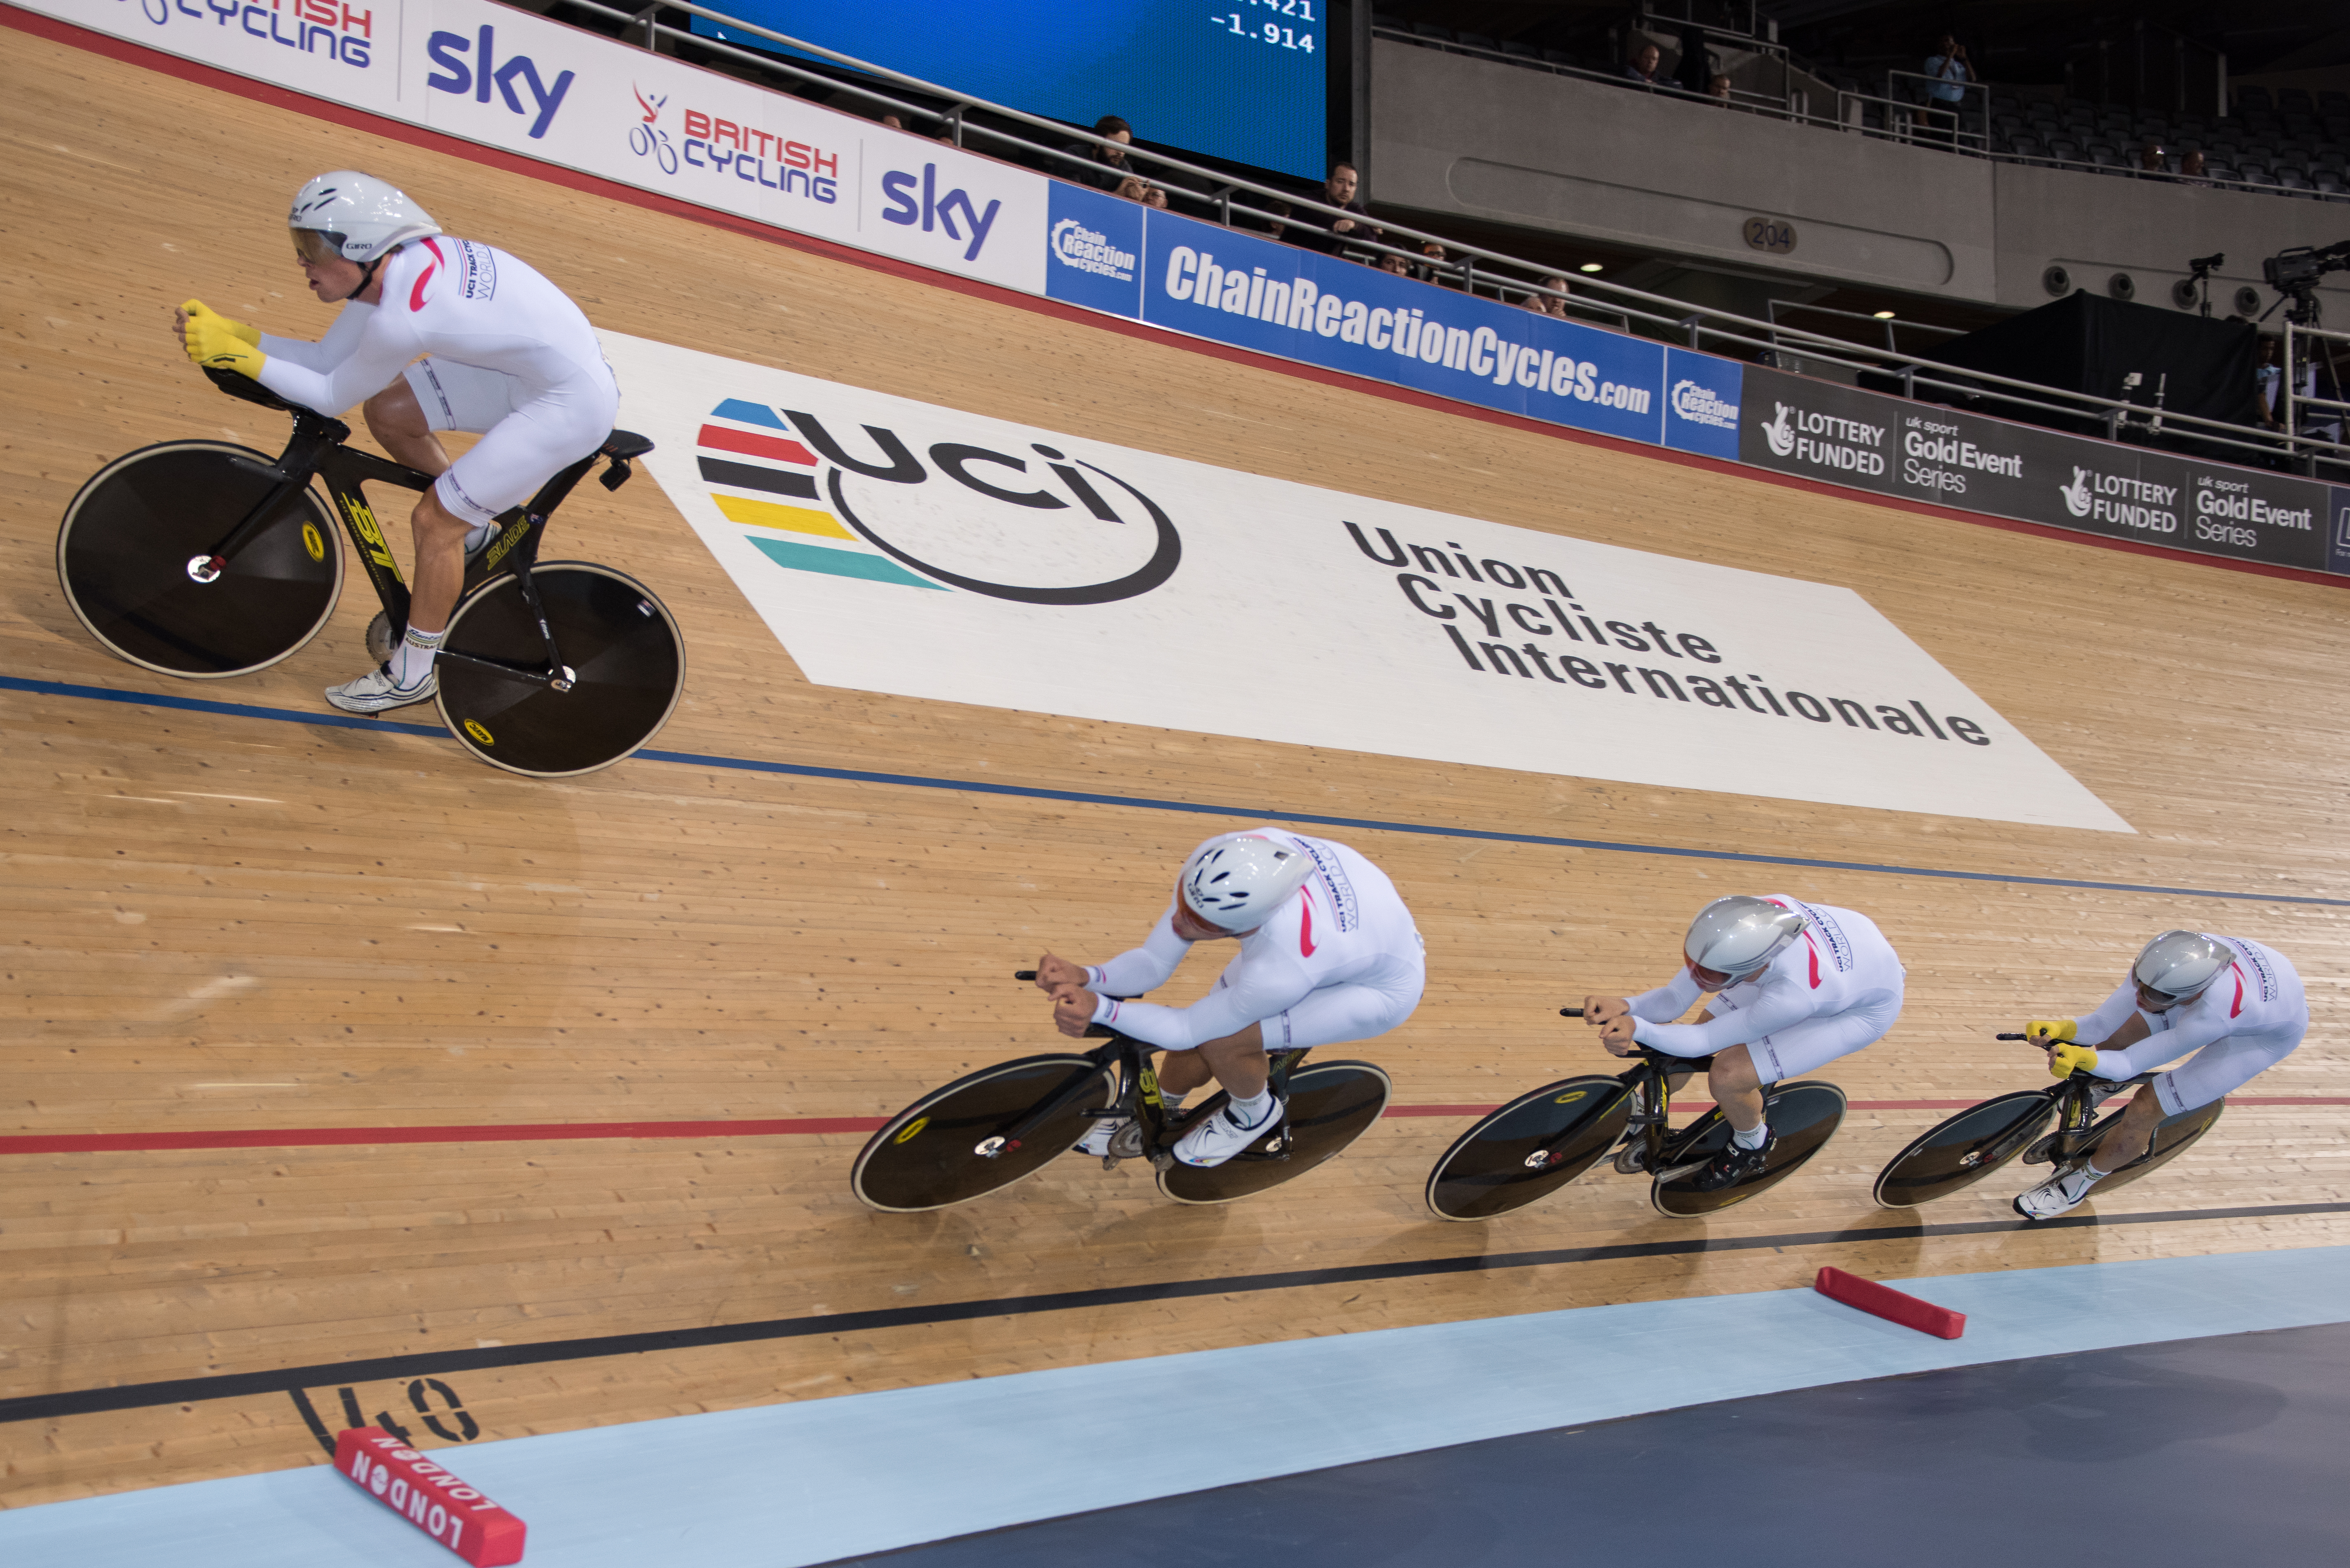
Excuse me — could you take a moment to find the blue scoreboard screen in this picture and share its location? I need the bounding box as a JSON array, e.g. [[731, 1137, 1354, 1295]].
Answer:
[[690, 0, 1330, 180]]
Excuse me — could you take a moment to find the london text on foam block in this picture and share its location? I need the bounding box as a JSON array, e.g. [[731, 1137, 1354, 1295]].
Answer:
[[335, 1426, 527, 1565]]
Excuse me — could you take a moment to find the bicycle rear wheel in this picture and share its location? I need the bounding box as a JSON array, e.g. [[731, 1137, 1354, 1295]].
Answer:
[[1423, 1076, 1631, 1221], [850, 1054, 1117, 1213], [1653, 1081, 1847, 1218], [2072, 1097, 2226, 1195], [436, 563, 683, 777], [1158, 1061, 1392, 1206], [1872, 1089, 2057, 1209], [57, 441, 340, 677]]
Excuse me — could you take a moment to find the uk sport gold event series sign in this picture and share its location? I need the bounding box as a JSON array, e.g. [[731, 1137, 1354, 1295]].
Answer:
[[602, 332, 2132, 833]]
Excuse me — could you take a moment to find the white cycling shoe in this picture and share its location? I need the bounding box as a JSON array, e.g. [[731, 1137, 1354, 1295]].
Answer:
[[1174, 1098, 1283, 1168], [325, 663, 438, 715], [1074, 1117, 1128, 1157], [2014, 1164, 2102, 1221]]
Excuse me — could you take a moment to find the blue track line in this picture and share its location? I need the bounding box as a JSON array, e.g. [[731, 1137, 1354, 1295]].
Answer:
[[9, 672, 2345, 908]]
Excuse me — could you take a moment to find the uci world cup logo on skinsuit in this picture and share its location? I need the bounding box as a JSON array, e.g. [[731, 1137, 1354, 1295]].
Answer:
[[689, 397, 1181, 603]]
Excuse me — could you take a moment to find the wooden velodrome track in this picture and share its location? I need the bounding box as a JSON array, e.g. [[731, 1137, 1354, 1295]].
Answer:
[[4, 20, 2348, 1513]]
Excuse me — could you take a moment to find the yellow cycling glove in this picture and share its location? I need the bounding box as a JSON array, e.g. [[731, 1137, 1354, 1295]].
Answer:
[[180, 298, 265, 379], [2025, 1018, 2077, 1044], [2048, 1042, 2101, 1080]]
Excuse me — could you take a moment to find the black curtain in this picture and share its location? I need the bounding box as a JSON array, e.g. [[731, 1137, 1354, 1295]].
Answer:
[[1890, 293, 2261, 441]]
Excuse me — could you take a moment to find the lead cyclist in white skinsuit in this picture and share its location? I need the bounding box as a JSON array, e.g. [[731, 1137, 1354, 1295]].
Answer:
[[176, 171, 619, 715], [1035, 827, 1426, 1168], [1585, 895, 1906, 1191], [2015, 929, 2307, 1220]]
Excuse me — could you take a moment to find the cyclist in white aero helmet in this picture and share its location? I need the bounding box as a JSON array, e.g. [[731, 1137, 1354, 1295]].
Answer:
[[174, 171, 619, 717], [1583, 895, 1906, 1189], [1034, 828, 1426, 1168], [2014, 929, 2307, 1220]]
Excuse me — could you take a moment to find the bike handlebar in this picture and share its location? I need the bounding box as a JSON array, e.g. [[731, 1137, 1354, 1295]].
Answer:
[[1014, 969, 1037, 981], [1559, 1007, 1584, 1017], [1995, 1031, 2027, 1040]]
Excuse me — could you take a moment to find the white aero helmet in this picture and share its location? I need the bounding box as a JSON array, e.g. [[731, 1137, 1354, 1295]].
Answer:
[[289, 171, 440, 264], [2133, 930, 2229, 1002], [1178, 830, 1315, 932], [1684, 896, 1806, 980]]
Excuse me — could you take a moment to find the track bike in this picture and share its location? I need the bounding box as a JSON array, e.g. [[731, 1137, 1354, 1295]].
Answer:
[[1424, 1007, 1848, 1221], [850, 972, 1393, 1211], [1871, 1033, 2226, 1210], [56, 366, 683, 776]]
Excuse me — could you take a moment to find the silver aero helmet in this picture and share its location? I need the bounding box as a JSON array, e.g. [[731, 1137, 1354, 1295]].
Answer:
[[1178, 831, 1315, 932], [288, 171, 440, 263], [2133, 930, 2229, 1002], [1684, 896, 1807, 981]]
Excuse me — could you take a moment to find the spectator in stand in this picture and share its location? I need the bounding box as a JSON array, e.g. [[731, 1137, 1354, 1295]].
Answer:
[[1418, 241, 1458, 287], [1520, 275, 1570, 317], [1624, 41, 1664, 86], [1293, 163, 1373, 253], [1064, 115, 1136, 192], [1143, 184, 1171, 211], [1374, 250, 1411, 276], [2137, 143, 2170, 177], [1924, 33, 1973, 146], [1250, 198, 1292, 238], [2179, 149, 2213, 186], [1709, 73, 1734, 103], [1114, 175, 1149, 203]]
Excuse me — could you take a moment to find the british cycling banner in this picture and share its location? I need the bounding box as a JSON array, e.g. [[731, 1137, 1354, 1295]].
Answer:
[[599, 328, 2132, 833]]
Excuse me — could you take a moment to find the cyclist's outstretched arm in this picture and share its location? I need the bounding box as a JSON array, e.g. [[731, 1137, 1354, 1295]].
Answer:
[[1089, 954, 1313, 1052], [1086, 904, 1192, 997], [258, 301, 376, 374], [256, 311, 419, 416]]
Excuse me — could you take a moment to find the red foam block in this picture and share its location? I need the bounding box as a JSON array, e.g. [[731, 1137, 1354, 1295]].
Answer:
[[1814, 1266, 1966, 1339], [334, 1427, 527, 1565]]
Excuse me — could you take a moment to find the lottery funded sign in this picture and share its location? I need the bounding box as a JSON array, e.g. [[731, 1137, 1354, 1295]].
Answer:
[[1739, 365, 2328, 572]]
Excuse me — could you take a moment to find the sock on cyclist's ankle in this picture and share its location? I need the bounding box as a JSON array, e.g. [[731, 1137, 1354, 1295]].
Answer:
[[463, 521, 495, 555], [1732, 1120, 1769, 1151], [1160, 1091, 1187, 1114], [1225, 1089, 1273, 1128], [2081, 1159, 2111, 1182], [391, 624, 444, 688]]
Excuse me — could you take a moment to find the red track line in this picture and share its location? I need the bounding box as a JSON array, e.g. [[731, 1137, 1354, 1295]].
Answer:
[[5, 1099, 2343, 1155], [7, 5, 2345, 596]]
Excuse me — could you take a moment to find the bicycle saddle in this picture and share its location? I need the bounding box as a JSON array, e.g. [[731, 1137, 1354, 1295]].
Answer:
[[601, 430, 655, 460]]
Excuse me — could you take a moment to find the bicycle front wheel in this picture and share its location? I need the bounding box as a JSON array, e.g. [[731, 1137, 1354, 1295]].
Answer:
[[850, 1055, 1116, 1213], [1872, 1090, 2057, 1210], [436, 563, 684, 777], [57, 440, 340, 677], [1423, 1075, 1631, 1221], [1159, 1061, 1393, 1206]]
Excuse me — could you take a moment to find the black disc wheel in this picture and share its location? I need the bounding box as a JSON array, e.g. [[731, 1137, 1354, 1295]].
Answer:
[[1157, 1061, 1392, 1206], [57, 441, 340, 677], [1652, 1081, 1847, 1218], [1872, 1090, 2057, 1209], [436, 563, 683, 777], [1423, 1075, 1632, 1221], [2070, 1097, 2226, 1196], [850, 1054, 1117, 1213]]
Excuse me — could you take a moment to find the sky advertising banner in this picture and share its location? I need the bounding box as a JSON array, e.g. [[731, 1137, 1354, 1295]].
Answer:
[[602, 329, 2131, 832]]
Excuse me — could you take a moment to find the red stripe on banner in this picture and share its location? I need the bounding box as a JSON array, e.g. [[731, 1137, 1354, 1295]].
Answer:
[[697, 424, 817, 465], [6, 1098, 2345, 1154]]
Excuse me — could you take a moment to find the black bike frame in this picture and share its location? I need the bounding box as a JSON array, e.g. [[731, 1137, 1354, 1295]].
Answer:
[[987, 1014, 1308, 1167], [194, 367, 639, 691]]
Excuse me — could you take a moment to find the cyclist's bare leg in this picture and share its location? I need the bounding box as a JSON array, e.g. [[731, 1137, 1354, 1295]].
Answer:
[[405, 487, 471, 636], [2090, 1084, 2165, 1168], [1706, 1044, 1765, 1133], [1156, 1023, 1269, 1100], [363, 380, 452, 478]]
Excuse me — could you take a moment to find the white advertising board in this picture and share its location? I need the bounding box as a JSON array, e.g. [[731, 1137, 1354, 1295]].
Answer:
[[20, 0, 1046, 295], [600, 330, 2132, 833]]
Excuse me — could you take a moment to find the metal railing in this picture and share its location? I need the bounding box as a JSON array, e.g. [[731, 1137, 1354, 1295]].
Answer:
[[2280, 320, 2350, 450], [546, 1, 2345, 480]]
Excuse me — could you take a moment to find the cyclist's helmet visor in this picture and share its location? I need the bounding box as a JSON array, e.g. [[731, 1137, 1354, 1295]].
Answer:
[[292, 227, 345, 265]]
